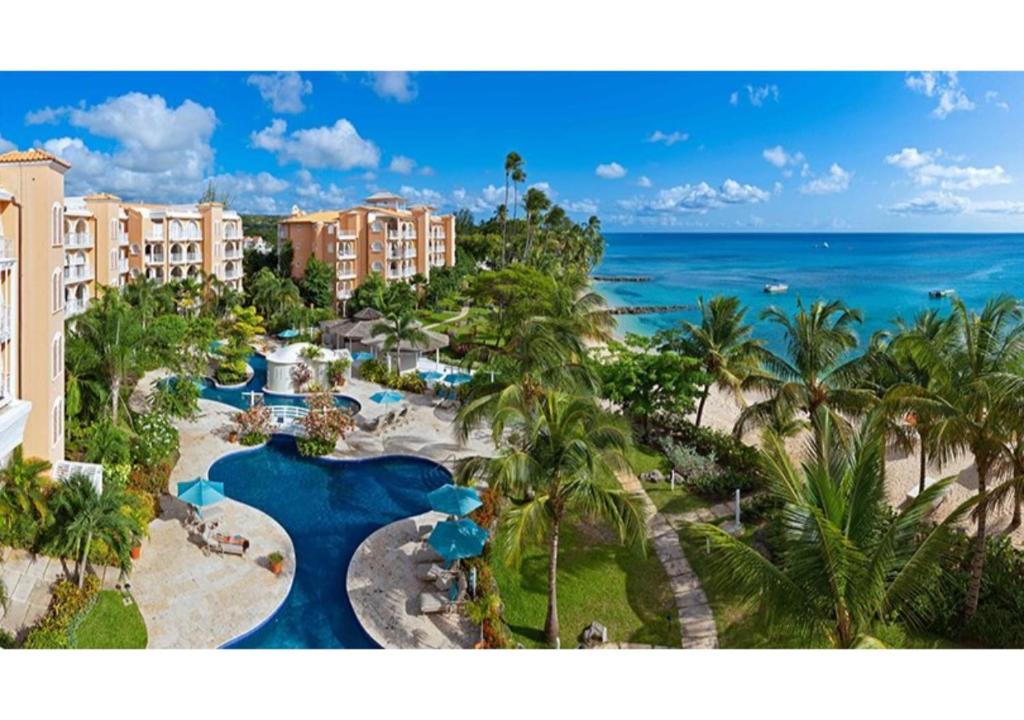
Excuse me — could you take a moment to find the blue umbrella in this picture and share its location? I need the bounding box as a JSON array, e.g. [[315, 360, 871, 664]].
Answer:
[[443, 372, 472, 386], [177, 478, 225, 508], [418, 370, 444, 382], [278, 329, 299, 339], [369, 389, 403, 405], [352, 351, 374, 361], [428, 519, 489, 562], [428, 484, 482, 516]]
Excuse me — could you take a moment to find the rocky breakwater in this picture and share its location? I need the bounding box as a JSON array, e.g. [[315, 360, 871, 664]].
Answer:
[[609, 304, 693, 315]]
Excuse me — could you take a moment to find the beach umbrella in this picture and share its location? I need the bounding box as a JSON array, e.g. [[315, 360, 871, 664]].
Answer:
[[428, 518, 489, 562], [428, 484, 482, 517], [369, 389, 403, 405], [443, 372, 472, 386], [352, 351, 373, 362], [419, 370, 444, 382], [278, 328, 299, 339], [177, 478, 225, 508]]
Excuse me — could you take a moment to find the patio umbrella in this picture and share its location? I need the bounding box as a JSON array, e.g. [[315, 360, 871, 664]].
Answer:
[[278, 328, 299, 339], [177, 478, 225, 508], [419, 370, 444, 382], [428, 518, 489, 563], [369, 389, 403, 405], [352, 351, 374, 361], [428, 484, 482, 516], [443, 372, 472, 386]]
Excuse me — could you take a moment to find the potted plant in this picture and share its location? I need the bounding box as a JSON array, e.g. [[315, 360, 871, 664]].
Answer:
[[268, 551, 285, 575], [130, 544, 142, 560]]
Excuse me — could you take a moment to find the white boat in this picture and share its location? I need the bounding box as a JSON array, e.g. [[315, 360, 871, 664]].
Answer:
[[928, 288, 955, 299], [763, 282, 789, 294]]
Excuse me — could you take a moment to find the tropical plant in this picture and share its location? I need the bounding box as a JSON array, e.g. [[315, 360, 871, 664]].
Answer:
[[234, 405, 272, 446], [734, 299, 875, 440], [47, 474, 144, 587], [298, 390, 352, 456], [502, 152, 524, 266], [682, 411, 978, 648], [456, 391, 645, 646], [301, 257, 335, 309], [327, 358, 351, 387], [521, 186, 550, 262], [372, 312, 428, 371], [291, 362, 313, 393], [656, 295, 766, 427], [0, 447, 52, 548]]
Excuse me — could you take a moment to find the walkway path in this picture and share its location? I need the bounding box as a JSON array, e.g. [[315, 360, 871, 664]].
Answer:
[[422, 305, 470, 331], [617, 473, 719, 649]]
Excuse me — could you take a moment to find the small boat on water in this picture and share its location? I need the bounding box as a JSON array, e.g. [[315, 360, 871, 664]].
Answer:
[[763, 281, 789, 294], [928, 288, 955, 299]]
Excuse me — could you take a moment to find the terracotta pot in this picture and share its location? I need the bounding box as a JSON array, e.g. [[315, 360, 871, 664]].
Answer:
[[130, 545, 142, 560], [270, 561, 283, 575]]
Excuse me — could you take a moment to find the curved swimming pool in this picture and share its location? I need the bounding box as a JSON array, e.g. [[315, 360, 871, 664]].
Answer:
[[211, 435, 450, 648]]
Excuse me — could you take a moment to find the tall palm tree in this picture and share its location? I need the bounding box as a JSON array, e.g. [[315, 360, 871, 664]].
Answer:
[[47, 474, 143, 587], [894, 296, 1024, 620], [683, 411, 977, 648], [502, 152, 523, 267], [0, 447, 51, 543], [734, 299, 874, 440], [521, 186, 551, 264], [658, 295, 766, 427], [511, 165, 526, 249], [69, 290, 145, 424], [456, 391, 645, 646], [371, 312, 428, 373]]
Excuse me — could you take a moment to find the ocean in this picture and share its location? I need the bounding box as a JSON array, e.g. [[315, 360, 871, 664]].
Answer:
[[594, 233, 1024, 350]]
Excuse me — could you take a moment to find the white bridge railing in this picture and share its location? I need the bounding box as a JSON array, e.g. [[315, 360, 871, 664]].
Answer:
[[265, 405, 309, 429]]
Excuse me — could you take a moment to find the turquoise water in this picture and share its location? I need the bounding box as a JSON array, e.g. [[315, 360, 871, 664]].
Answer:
[[217, 435, 451, 648], [595, 233, 1024, 349]]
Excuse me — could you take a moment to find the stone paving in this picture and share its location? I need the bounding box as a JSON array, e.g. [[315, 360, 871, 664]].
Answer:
[[347, 510, 477, 649], [618, 473, 719, 649], [0, 548, 121, 641]]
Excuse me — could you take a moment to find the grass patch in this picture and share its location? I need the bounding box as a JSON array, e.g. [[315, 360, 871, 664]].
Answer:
[[492, 519, 680, 648], [74, 591, 148, 649], [626, 443, 671, 475], [643, 482, 710, 516], [415, 308, 461, 327]]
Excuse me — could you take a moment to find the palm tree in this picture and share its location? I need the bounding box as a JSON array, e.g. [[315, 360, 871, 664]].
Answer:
[[456, 391, 645, 646], [371, 312, 428, 373], [893, 296, 1024, 620], [683, 411, 977, 648], [47, 474, 143, 587], [68, 290, 144, 424], [521, 186, 551, 264], [658, 295, 766, 427], [502, 152, 523, 267], [0, 447, 51, 542], [511, 166, 527, 246], [734, 299, 875, 440]]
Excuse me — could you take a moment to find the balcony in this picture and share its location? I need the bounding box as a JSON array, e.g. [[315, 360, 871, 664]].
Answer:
[[224, 267, 242, 281], [0, 304, 11, 343], [65, 232, 94, 249], [118, 258, 130, 274], [169, 254, 187, 265], [0, 371, 13, 410], [65, 297, 90, 317], [146, 234, 165, 243], [386, 266, 402, 279], [145, 253, 165, 266], [337, 245, 356, 260], [64, 265, 94, 284], [337, 230, 356, 240], [117, 231, 129, 247], [405, 248, 417, 259], [187, 253, 201, 264], [432, 230, 447, 240], [0, 236, 14, 265], [387, 230, 399, 241], [337, 287, 353, 300], [337, 268, 357, 280], [224, 247, 243, 261]]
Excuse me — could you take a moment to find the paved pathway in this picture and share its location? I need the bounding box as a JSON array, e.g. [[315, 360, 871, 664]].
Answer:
[[617, 473, 719, 649]]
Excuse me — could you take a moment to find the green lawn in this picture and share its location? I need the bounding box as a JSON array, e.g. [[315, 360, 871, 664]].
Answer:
[[643, 482, 710, 516], [414, 308, 462, 327], [74, 591, 148, 649], [492, 519, 680, 648], [626, 443, 671, 475]]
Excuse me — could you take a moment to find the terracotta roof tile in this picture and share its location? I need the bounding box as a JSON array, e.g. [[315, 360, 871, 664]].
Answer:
[[0, 148, 71, 168]]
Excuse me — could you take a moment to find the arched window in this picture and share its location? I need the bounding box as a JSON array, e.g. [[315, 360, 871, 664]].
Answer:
[[170, 220, 182, 240], [52, 397, 64, 446], [51, 203, 63, 246], [51, 333, 63, 380], [51, 269, 63, 312]]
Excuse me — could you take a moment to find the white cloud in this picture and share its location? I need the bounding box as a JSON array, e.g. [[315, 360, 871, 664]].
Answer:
[[367, 72, 417, 103], [647, 130, 688, 146], [800, 163, 852, 195], [564, 198, 599, 214], [530, 181, 553, 196], [293, 169, 349, 208], [0, 134, 14, 153], [620, 178, 770, 216], [25, 105, 70, 125], [636, 175, 652, 188], [419, 166, 435, 176], [481, 184, 505, 204], [972, 200, 1024, 215], [388, 155, 417, 174], [885, 146, 1010, 190], [985, 90, 1010, 111], [887, 192, 970, 215], [247, 72, 312, 114], [595, 162, 627, 179], [398, 185, 445, 205], [762, 145, 805, 169], [729, 91, 739, 106], [746, 84, 780, 107], [905, 72, 975, 118], [251, 118, 380, 170]]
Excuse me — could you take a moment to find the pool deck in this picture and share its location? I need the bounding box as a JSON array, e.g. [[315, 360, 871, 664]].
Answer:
[[129, 402, 295, 649], [347, 511, 477, 649]]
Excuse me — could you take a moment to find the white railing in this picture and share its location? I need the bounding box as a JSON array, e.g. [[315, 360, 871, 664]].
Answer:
[[145, 254, 164, 265], [432, 230, 447, 240], [338, 230, 356, 240], [224, 268, 242, 280], [146, 234, 164, 242], [337, 246, 356, 259], [187, 253, 201, 263], [337, 269, 357, 280], [0, 372, 12, 408], [65, 232, 94, 249], [266, 405, 309, 429], [337, 287, 353, 299], [118, 258, 130, 274], [387, 230, 399, 240], [66, 297, 89, 317], [0, 304, 11, 341], [169, 254, 186, 265], [64, 265, 94, 283], [0, 236, 15, 261], [224, 247, 243, 260], [405, 248, 417, 258], [118, 231, 129, 247]]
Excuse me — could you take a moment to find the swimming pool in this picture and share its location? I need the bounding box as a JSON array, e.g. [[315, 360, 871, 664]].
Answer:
[[191, 353, 361, 413], [213, 435, 450, 648]]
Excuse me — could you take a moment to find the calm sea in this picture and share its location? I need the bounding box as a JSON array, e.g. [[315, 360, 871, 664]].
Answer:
[[594, 233, 1024, 349]]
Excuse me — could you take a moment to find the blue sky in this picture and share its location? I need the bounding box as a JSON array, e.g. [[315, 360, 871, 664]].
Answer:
[[2, 71, 1023, 231]]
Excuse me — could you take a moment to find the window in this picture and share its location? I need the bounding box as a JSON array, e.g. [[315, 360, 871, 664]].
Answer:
[[328, 224, 336, 236], [52, 397, 64, 447], [51, 204, 63, 246], [371, 260, 383, 272], [51, 270, 63, 312], [371, 241, 382, 253], [51, 333, 63, 380], [371, 221, 382, 233]]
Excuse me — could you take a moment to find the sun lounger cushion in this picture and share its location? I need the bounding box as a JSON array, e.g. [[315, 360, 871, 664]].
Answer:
[[420, 592, 448, 614]]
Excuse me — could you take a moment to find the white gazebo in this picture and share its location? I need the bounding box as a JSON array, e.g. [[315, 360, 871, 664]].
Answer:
[[264, 342, 350, 394]]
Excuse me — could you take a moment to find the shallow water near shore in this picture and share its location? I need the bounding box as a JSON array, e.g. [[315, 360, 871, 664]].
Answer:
[[594, 232, 1024, 350]]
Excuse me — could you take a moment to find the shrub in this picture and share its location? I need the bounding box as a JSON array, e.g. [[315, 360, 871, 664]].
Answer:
[[22, 575, 101, 649], [298, 390, 353, 455], [291, 362, 313, 393], [327, 358, 351, 388], [152, 376, 201, 419], [394, 372, 426, 394], [0, 627, 16, 649], [129, 458, 175, 498], [654, 415, 764, 496], [234, 405, 271, 445], [131, 412, 179, 468], [359, 358, 388, 384], [296, 436, 338, 457], [215, 358, 250, 385]]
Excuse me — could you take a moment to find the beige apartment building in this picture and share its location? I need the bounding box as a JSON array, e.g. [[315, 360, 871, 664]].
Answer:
[[279, 192, 456, 312], [0, 149, 68, 467], [62, 194, 132, 317], [125, 202, 244, 293]]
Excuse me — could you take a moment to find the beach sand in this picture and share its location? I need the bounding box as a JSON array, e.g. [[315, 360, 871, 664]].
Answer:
[[690, 384, 1024, 546]]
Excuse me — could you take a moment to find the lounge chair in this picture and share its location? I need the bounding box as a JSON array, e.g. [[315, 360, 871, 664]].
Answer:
[[418, 562, 455, 583], [397, 406, 409, 420], [419, 592, 450, 614], [200, 528, 251, 557]]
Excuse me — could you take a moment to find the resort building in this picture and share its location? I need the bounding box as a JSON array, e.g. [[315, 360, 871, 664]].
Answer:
[[62, 194, 132, 318], [0, 149, 69, 467], [125, 202, 245, 292], [279, 192, 456, 312]]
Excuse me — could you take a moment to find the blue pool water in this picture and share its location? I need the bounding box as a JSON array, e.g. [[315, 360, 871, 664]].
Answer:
[[194, 353, 361, 413], [214, 435, 451, 648], [596, 233, 1024, 350]]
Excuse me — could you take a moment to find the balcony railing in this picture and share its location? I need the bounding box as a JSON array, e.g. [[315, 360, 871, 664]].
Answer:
[[64, 266, 94, 283], [187, 253, 201, 264], [337, 268, 357, 280], [337, 288, 353, 300], [224, 248, 243, 261], [432, 230, 447, 240], [65, 297, 90, 317], [0, 304, 11, 342], [338, 230, 357, 240], [118, 258, 130, 274], [224, 268, 242, 280], [0, 236, 15, 262], [117, 231, 129, 247], [65, 232, 94, 249], [169, 254, 186, 265], [387, 230, 399, 240], [145, 254, 165, 265], [146, 235, 165, 243], [0, 371, 11, 407], [337, 245, 356, 259]]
